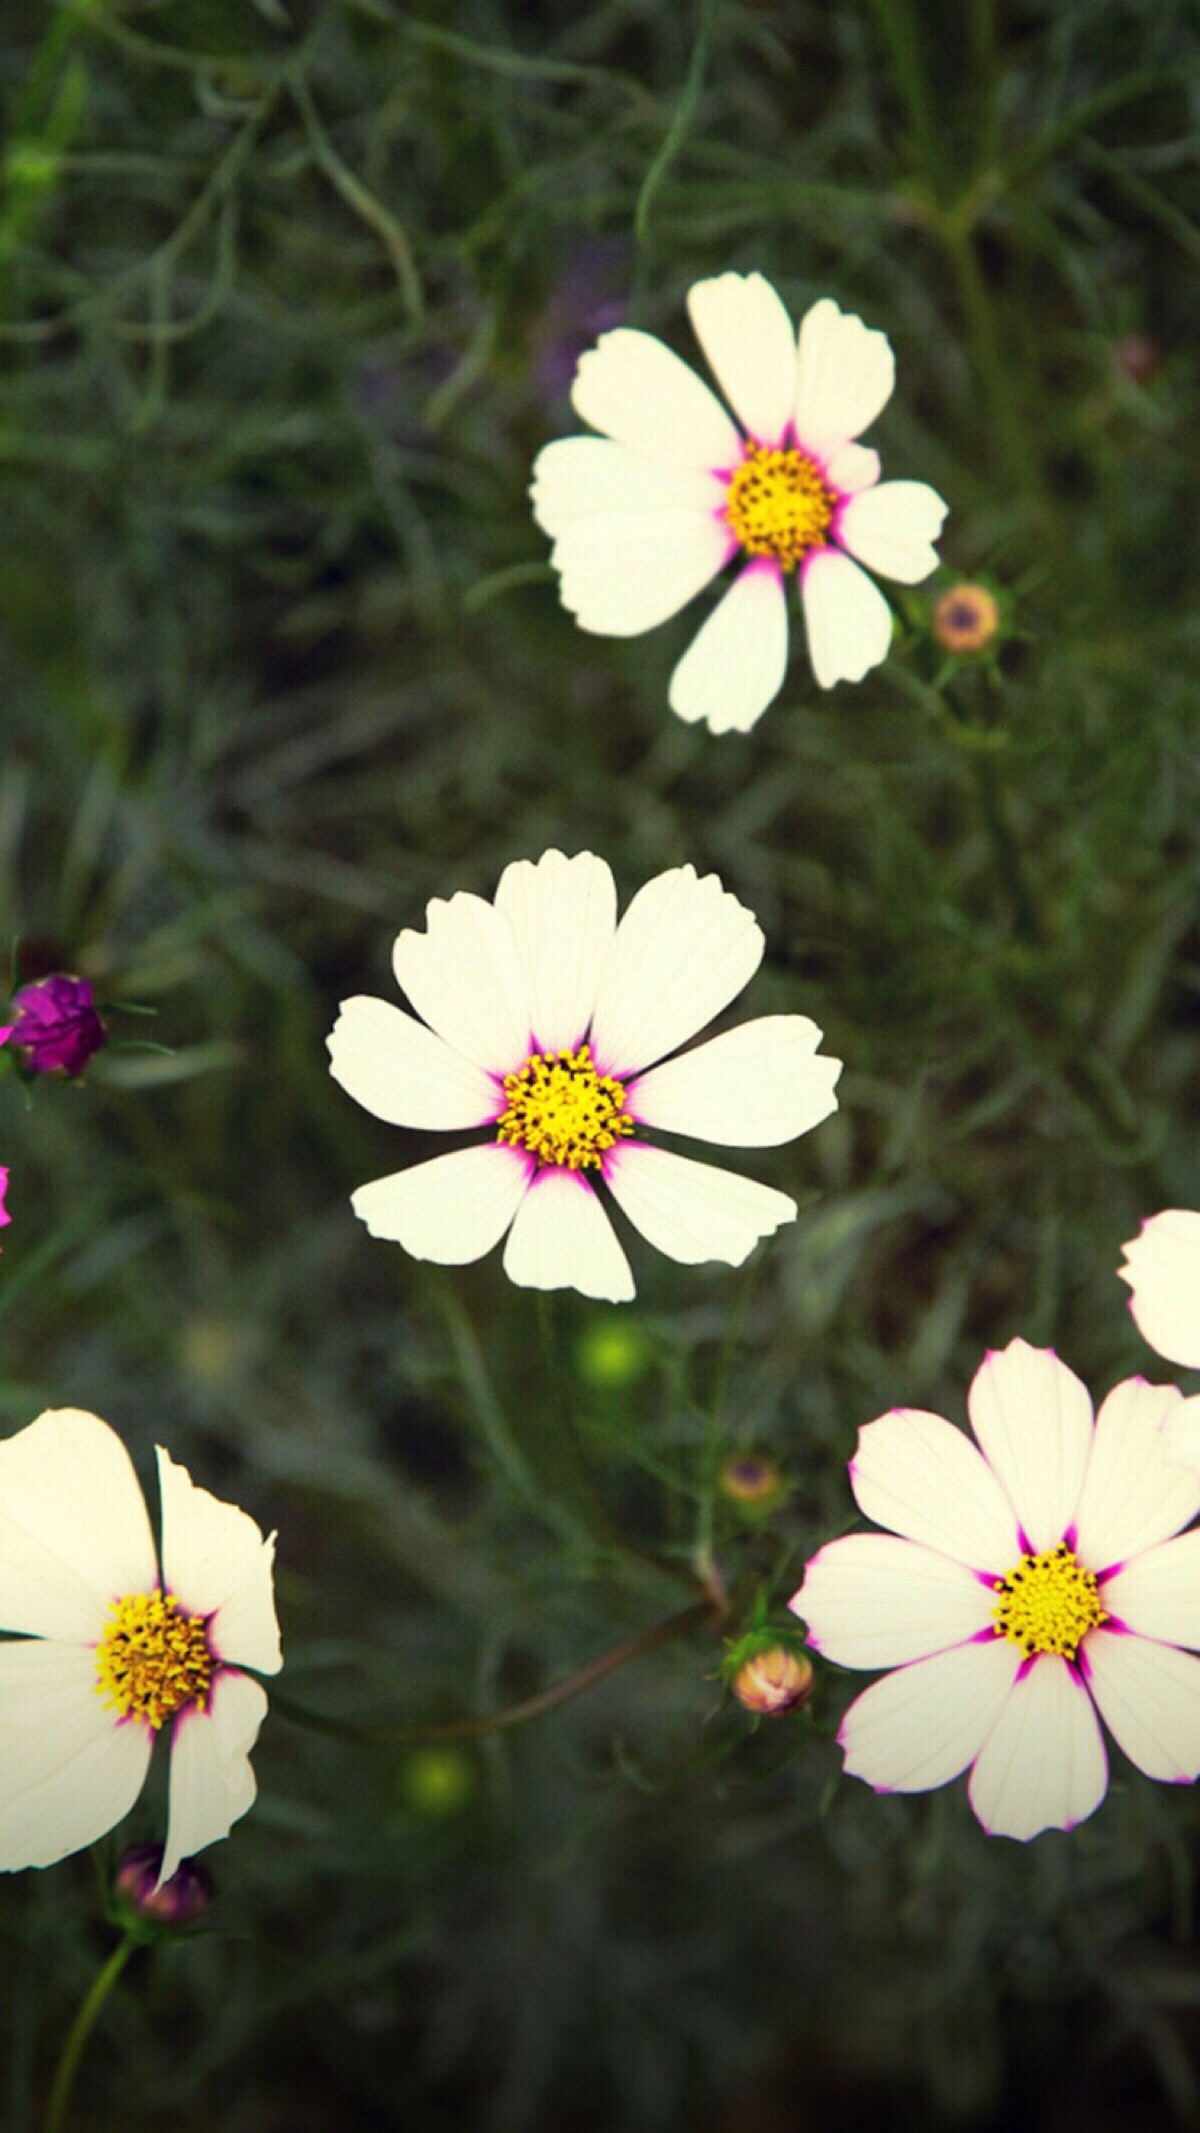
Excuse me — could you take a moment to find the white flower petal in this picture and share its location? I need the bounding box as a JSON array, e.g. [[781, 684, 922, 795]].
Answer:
[[0, 1642, 152, 1869], [494, 849, 618, 1056], [686, 271, 798, 446], [967, 1341, 1094, 1555], [1102, 1531, 1200, 1649], [502, 1170, 634, 1303], [327, 996, 499, 1131], [160, 1668, 268, 1884], [393, 890, 531, 1075], [667, 561, 790, 735], [967, 1654, 1107, 1839], [629, 1015, 841, 1148], [156, 1448, 281, 1677], [838, 480, 948, 585], [850, 1408, 1021, 1572], [550, 509, 733, 637], [800, 548, 893, 689], [589, 864, 763, 1079], [351, 1144, 530, 1267], [825, 442, 881, 494], [603, 1142, 795, 1268], [1073, 1378, 1200, 1571], [0, 1409, 157, 1640], [530, 437, 725, 541], [1083, 1631, 1200, 1783], [1163, 1397, 1200, 1476], [571, 327, 740, 467], [792, 1533, 995, 1669], [793, 297, 895, 454], [839, 1638, 1021, 1793], [1119, 1210, 1200, 1370]]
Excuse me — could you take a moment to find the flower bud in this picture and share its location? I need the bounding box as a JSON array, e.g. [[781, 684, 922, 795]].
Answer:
[[1, 974, 106, 1077], [398, 1746, 476, 1819], [575, 1314, 652, 1390], [730, 1644, 814, 1716], [932, 582, 1001, 656], [718, 1452, 782, 1508], [1113, 331, 1160, 385], [113, 1846, 212, 1932], [0, 1165, 9, 1249]]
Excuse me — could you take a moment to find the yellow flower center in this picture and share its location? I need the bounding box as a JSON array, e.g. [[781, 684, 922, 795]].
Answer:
[[724, 442, 836, 569], [991, 1543, 1106, 1661], [496, 1042, 633, 1170], [94, 1591, 213, 1730]]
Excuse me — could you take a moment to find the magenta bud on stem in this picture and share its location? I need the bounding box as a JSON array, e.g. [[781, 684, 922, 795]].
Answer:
[[114, 1846, 212, 1930]]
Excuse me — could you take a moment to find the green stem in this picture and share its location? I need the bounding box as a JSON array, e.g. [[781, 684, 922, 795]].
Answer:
[[933, 683, 1142, 1151], [44, 1935, 136, 2133], [966, 746, 1047, 950], [634, 0, 721, 254], [942, 220, 1037, 497], [273, 1592, 724, 1746]]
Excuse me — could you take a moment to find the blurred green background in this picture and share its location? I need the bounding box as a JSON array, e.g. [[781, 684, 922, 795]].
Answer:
[[2, 0, 1200, 2126]]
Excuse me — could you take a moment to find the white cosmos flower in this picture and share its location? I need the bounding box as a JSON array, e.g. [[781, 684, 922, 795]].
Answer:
[[531, 272, 948, 735], [327, 847, 841, 1303], [1119, 1210, 1200, 1371], [0, 1409, 281, 1880], [791, 1339, 1200, 1840]]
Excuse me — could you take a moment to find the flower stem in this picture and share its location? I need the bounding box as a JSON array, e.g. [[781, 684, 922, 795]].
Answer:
[[44, 1934, 136, 2133], [965, 744, 1047, 950], [273, 1591, 725, 1747], [931, 683, 1143, 1150]]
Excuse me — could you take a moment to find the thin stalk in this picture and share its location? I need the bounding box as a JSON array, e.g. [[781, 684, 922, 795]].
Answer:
[[634, 0, 721, 254], [942, 219, 1038, 498], [44, 1936, 136, 2133], [933, 682, 1142, 1151], [274, 1592, 724, 1746], [966, 746, 1047, 950]]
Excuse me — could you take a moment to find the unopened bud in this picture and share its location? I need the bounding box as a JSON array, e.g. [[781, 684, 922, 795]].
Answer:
[[0, 973, 106, 1077], [1113, 331, 1160, 385], [575, 1314, 651, 1390], [113, 1846, 212, 1931], [730, 1644, 814, 1716], [399, 1746, 476, 1818], [718, 1452, 782, 1509], [932, 582, 1001, 656]]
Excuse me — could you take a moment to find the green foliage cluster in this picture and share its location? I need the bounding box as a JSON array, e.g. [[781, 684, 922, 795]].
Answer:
[[1, 0, 1200, 2126]]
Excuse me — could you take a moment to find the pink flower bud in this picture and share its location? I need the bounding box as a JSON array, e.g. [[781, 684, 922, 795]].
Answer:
[[1, 974, 106, 1077], [114, 1845, 212, 1930]]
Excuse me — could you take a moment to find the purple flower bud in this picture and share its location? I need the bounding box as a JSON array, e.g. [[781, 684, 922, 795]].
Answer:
[[0, 1166, 9, 1247], [114, 1845, 212, 1929], [531, 239, 631, 406], [1, 974, 106, 1077]]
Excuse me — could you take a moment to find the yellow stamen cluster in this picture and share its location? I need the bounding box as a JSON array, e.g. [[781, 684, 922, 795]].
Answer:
[[497, 1042, 633, 1170], [724, 442, 836, 569], [991, 1543, 1106, 1661], [94, 1591, 213, 1730]]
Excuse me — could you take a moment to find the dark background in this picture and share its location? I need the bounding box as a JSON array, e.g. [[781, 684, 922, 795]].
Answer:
[[2, 1, 1200, 2126]]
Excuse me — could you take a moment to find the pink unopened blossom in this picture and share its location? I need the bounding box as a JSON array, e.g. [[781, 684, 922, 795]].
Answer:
[[1, 974, 106, 1078]]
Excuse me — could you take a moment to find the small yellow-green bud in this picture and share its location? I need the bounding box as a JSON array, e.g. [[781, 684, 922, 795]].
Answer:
[[932, 582, 1001, 655], [718, 1452, 783, 1509], [575, 1314, 651, 1390], [399, 1746, 476, 1818], [730, 1645, 814, 1716]]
